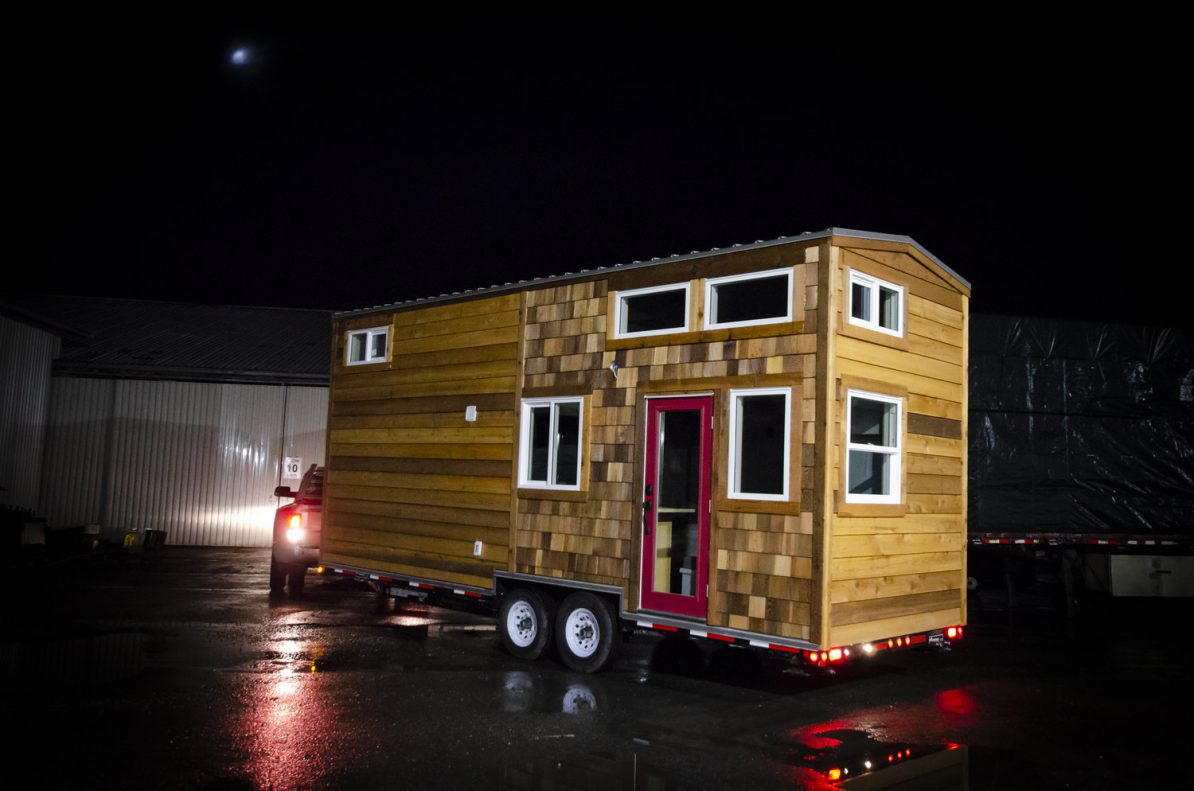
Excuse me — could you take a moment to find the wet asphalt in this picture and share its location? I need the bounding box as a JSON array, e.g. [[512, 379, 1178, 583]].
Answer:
[[1, 546, 1191, 790]]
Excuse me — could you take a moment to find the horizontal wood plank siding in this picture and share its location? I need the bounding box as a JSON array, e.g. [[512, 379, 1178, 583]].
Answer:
[[827, 240, 968, 647], [323, 293, 521, 588]]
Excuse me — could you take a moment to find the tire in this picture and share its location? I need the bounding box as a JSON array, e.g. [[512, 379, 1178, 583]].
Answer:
[[270, 557, 287, 593], [499, 588, 553, 660], [288, 565, 306, 596], [554, 591, 618, 673]]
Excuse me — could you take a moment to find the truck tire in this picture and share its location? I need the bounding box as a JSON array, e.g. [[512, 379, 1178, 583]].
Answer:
[[288, 565, 306, 596], [270, 557, 287, 593], [555, 591, 617, 673], [499, 588, 553, 660]]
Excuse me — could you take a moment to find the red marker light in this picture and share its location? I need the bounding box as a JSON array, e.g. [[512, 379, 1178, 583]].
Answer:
[[947, 627, 958, 639]]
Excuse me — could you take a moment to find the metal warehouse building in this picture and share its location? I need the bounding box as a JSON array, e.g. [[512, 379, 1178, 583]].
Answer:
[[0, 296, 330, 547]]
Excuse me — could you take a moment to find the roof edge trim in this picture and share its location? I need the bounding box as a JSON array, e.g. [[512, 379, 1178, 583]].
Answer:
[[335, 227, 968, 318]]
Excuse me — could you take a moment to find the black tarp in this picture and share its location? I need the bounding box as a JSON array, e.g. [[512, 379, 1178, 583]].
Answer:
[[969, 315, 1194, 535]]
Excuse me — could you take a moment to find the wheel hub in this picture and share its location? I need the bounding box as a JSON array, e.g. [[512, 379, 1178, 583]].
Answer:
[[507, 602, 538, 648], [565, 608, 599, 657]]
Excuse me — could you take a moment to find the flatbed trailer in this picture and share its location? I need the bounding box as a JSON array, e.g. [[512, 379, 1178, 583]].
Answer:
[[967, 315, 1194, 613], [322, 561, 963, 668], [321, 229, 971, 670]]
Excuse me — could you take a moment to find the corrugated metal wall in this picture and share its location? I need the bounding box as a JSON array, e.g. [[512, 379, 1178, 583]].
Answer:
[[39, 379, 327, 546], [0, 315, 61, 511], [281, 386, 330, 488]]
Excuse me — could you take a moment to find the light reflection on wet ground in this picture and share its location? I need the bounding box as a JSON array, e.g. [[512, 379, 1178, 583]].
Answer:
[[2, 547, 1191, 789], [228, 637, 348, 790]]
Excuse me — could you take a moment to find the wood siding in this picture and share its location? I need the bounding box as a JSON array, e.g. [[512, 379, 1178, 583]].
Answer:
[[825, 242, 969, 646], [517, 245, 820, 640], [319, 234, 969, 649], [322, 294, 522, 587]]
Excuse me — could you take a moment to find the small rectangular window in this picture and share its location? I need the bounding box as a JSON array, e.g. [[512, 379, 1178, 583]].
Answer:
[[845, 390, 902, 503], [704, 268, 793, 329], [728, 387, 791, 500], [848, 271, 904, 336], [346, 326, 389, 365], [519, 397, 584, 490], [614, 283, 690, 338]]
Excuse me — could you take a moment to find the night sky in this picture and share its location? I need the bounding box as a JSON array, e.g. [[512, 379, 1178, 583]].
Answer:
[[11, 11, 1190, 325]]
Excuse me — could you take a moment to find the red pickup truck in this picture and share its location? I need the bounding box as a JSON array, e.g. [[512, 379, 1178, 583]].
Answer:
[[270, 464, 324, 595]]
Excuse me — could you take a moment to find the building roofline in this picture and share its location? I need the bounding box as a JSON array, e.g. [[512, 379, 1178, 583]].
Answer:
[[51, 360, 329, 386], [335, 227, 967, 318], [0, 299, 88, 342]]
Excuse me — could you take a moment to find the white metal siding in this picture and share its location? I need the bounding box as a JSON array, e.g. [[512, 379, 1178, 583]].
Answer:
[[0, 315, 61, 511], [281, 386, 329, 485], [39, 377, 113, 527], [39, 378, 328, 546]]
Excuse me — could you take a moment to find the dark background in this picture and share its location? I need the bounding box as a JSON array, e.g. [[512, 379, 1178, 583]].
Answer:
[[9, 10, 1189, 323]]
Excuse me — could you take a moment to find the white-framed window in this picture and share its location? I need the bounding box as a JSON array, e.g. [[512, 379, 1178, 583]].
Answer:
[[614, 283, 690, 338], [704, 267, 793, 329], [848, 270, 904, 336], [845, 389, 902, 504], [346, 326, 389, 365], [519, 396, 584, 490], [728, 387, 791, 500]]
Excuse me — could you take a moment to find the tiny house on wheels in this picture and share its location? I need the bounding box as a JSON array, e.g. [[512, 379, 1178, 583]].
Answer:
[[321, 228, 970, 671]]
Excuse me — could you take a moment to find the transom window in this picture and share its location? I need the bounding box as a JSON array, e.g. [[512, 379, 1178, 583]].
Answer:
[[845, 390, 902, 504], [728, 387, 791, 500], [346, 326, 389, 365], [519, 397, 583, 490], [614, 283, 690, 338], [848, 271, 904, 336], [704, 267, 793, 329]]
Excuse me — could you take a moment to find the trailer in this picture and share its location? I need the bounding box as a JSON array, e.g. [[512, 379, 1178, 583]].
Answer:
[[321, 228, 970, 671], [967, 315, 1194, 612]]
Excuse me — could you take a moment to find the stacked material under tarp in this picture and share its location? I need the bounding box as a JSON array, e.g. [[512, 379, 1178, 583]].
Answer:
[[969, 314, 1194, 536]]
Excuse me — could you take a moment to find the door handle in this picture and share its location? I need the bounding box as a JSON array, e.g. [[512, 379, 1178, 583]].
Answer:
[[643, 500, 652, 534]]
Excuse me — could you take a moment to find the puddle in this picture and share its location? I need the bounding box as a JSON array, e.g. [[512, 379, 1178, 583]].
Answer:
[[780, 725, 967, 787], [0, 631, 147, 691], [499, 671, 604, 715], [384, 614, 435, 638]]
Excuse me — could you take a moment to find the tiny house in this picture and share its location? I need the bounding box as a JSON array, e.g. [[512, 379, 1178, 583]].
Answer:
[[322, 228, 970, 670]]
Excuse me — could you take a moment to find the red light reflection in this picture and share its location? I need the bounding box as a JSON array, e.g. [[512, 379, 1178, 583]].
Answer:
[[791, 721, 848, 751], [227, 641, 346, 788], [936, 687, 977, 717]]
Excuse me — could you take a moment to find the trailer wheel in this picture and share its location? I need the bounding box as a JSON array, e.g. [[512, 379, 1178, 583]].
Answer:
[[499, 588, 553, 660], [269, 557, 287, 593], [288, 566, 306, 597], [555, 592, 617, 673]]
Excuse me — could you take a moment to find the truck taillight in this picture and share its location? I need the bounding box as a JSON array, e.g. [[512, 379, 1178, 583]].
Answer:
[[946, 626, 964, 640], [286, 514, 305, 544]]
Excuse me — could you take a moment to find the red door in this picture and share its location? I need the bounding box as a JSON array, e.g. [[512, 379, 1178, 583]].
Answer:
[[640, 396, 713, 618]]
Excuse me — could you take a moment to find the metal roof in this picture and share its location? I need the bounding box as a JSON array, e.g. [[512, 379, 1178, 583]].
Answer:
[[337, 227, 968, 318], [0, 295, 331, 385]]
